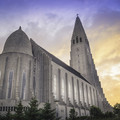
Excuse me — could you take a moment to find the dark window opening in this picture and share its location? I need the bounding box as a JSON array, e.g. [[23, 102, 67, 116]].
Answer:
[[80, 37, 82, 42], [73, 40, 75, 44], [11, 107, 13, 111], [0, 107, 2, 111], [76, 36, 78, 43], [6, 106, 7, 111], [3, 107, 5, 111]]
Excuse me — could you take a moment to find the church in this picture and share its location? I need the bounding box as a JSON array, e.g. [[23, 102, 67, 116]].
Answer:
[[0, 16, 112, 119]]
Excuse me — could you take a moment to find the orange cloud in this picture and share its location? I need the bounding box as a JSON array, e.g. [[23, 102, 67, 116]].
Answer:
[[100, 76, 120, 106], [87, 23, 120, 106]]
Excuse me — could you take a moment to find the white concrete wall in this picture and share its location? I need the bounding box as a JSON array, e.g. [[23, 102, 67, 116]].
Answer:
[[0, 52, 33, 101], [51, 61, 99, 119]]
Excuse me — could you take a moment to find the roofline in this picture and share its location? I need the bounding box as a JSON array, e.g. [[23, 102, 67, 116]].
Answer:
[[30, 39, 90, 84]]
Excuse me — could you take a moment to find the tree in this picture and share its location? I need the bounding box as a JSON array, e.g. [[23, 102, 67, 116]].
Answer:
[[5, 109, 12, 120], [25, 97, 40, 120], [68, 108, 78, 120], [14, 101, 25, 120], [104, 111, 115, 118], [41, 103, 60, 120], [114, 103, 120, 117], [90, 106, 103, 118]]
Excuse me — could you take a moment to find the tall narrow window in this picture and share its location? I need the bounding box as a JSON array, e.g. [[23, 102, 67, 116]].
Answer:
[[93, 89, 95, 105], [76, 36, 78, 43], [33, 76, 36, 95], [90, 87, 93, 105], [80, 37, 82, 42], [53, 75, 57, 99], [68, 79, 71, 100], [58, 69, 61, 100], [21, 73, 26, 100], [65, 73, 68, 103], [61, 78, 64, 100], [86, 85, 89, 105], [82, 82, 84, 102], [74, 81, 78, 103], [77, 80, 80, 102], [72, 77, 74, 104], [96, 90, 98, 106], [7, 71, 13, 98]]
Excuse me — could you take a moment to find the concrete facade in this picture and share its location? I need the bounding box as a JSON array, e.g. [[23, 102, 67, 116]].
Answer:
[[0, 17, 112, 119]]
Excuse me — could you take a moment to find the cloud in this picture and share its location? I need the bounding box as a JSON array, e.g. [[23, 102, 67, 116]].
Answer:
[[21, 14, 72, 65], [84, 8, 120, 105], [100, 76, 120, 106], [45, 13, 58, 19], [86, 9, 120, 65]]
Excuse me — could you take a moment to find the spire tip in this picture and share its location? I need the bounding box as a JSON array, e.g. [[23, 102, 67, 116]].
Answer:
[[19, 26, 22, 30]]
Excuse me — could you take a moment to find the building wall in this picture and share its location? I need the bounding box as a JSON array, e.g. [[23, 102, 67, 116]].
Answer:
[[51, 61, 102, 118], [0, 52, 34, 111]]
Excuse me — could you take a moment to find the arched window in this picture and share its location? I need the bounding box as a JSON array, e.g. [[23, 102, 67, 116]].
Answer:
[[68, 79, 72, 100], [93, 89, 95, 105], [76, 36, 78, 43], [89, 87, 93, 105], [53, 75, 57, 99], [74, 80, 78, 103], [7, 71, 13, 98], [86, 85, 89, 104], [21, 73, 26, 100], [33, 76, 36, 95], [65, 73, 68, 103], [61, 78, 65, 100], [80, 37, 82, 42], [82, 82, 84, 102]]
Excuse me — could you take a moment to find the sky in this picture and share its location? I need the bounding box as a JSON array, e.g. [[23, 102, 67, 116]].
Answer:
[[0, 0, 120, 106]]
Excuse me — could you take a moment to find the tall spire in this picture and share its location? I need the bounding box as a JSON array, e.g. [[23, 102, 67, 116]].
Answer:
[[70, 15, 90, 82], [72, 15, 86, 41]]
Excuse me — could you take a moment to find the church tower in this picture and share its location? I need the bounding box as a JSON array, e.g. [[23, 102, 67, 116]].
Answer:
[[70, 15, 100, 87]]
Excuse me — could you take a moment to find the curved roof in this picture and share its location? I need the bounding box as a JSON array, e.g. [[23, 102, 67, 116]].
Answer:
[[3, 27, 32, 56]]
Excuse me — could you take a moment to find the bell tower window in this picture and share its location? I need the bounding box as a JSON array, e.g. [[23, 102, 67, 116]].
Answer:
[[76, 36, 78, 43], [80, 37, 82, 42]]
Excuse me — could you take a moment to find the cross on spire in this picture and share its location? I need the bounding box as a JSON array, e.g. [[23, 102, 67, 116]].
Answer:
[[77, 14, 79, 17]]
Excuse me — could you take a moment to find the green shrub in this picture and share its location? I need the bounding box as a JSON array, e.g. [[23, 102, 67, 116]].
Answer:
[[90, 106, 103, 118]]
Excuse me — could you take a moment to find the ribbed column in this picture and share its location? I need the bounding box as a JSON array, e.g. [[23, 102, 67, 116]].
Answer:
[[72, 77, 75, 105], [77, 80, 80, 105], [65, 73, 68, 104], [89, 87, 93, 105], [65, 73, 68, 118], [82, 82, 85, 106], [86, 85, 89, 106], [77, 80, 81, 116], [15, 57, 20, 100], [58, 69, 61, 101]]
